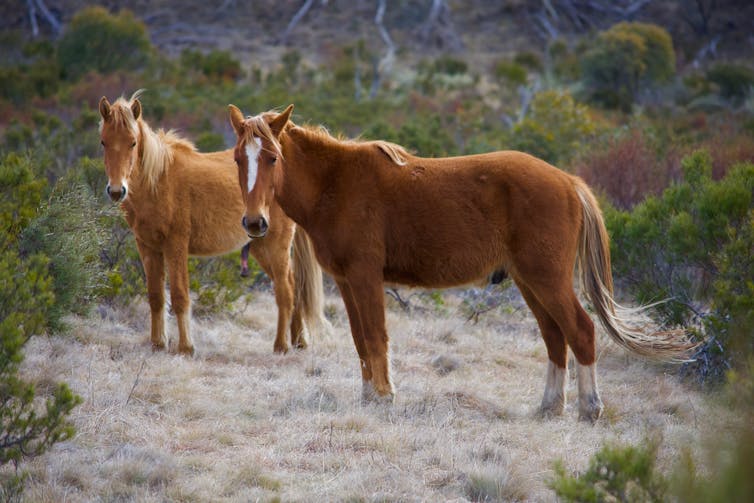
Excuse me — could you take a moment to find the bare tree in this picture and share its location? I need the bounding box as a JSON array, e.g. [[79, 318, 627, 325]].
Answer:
[[369, 0, 395, 99], [532, 0, 654, 41], [681, 0, 719, 35], [418, 0, 463, 51], [281, 0, 329, 46], [26, 0, 61, 37]]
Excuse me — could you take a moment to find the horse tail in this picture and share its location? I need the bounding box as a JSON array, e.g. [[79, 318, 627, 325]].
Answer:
[[573, 179, 698, 362], [292, 226, 330, 337]]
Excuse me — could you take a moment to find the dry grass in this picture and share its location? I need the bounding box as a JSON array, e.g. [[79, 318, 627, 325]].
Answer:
[[12, 286, 737, 502]]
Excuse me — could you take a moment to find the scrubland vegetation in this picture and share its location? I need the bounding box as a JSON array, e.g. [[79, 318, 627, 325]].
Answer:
[[2, 1, 753, 500]]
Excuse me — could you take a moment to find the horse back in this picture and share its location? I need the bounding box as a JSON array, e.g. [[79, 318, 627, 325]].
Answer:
[[334, 149, 583, 287]]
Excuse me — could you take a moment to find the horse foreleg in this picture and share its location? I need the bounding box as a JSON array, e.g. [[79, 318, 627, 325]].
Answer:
[[165, 245, 193, 356], [335, 278, 386, 402], [136, 239, 167, 351], [340, 275, 393, 403]]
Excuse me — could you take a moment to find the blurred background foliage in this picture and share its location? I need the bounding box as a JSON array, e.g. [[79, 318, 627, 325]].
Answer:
[[1, 1, 752, 499]]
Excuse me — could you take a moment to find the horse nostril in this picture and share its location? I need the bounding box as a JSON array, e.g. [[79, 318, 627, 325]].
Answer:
[[106, 185, 112, 196], [241, 216, 248, 230], [259, 217, 269, 234]]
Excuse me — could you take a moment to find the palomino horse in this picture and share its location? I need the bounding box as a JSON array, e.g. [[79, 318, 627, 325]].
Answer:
[[98, 92, 327, 355], [228, 104, 697, 421]]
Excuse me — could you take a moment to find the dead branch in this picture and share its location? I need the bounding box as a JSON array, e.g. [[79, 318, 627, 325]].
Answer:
[[26, 0, 61, 37], [125, 359, 147, 406], [280, 0, 326, 46], [418, 0, 463, 51], [26, 0, 39, 37], [370, 0, 395, 99]]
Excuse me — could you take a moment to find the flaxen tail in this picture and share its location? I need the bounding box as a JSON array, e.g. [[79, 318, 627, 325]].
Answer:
[[574, 180, 699, 362], [292, 226, 331, 338]]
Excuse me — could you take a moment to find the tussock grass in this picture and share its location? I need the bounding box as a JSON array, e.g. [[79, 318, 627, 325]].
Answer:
[[13, 288, 738, 501]]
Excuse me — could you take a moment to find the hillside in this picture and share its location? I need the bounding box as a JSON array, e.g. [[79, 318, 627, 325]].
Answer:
[[6, 0, 754, 75]]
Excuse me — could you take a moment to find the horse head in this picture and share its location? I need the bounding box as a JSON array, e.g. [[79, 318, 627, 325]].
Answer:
[[98, 94, 142, 202], [229, 104, 293, 238]]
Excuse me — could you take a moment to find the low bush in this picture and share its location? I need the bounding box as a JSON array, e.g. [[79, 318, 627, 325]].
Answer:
[[575, 130, 680, 209], [550, 440, 666, 502], [20, 170, 108, 330], [57, 6, 153, 81], [0, 154, 81, 499], [180, 49, 242, 82], [605, 151, 753, 381], [581, 22, 675, 110], [509, 90, 596, 165], [706, 63, 754, 106]]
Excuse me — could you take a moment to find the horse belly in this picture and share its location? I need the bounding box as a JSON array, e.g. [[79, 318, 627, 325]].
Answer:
[[384, 244, 505, 289], [188, 229, 248, 257]]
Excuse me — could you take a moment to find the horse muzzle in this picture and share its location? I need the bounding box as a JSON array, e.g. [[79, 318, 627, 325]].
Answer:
[[242, 215, 269, 238], [106, 184, 127, 203]]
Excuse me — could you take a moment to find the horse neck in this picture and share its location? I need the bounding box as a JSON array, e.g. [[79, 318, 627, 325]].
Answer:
[[277, 128, 331, 225]]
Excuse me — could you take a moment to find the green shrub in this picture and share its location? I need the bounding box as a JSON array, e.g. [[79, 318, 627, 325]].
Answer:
[[494, 60, 527, 86], [195, 132, 226, 152], [188, 254, 254, 317], [605, 151, 754, 380], [57, 6, 153, 80], [514, 51, 542, 72], [549, 441, 666, 502], [432, 56, 468, 76], [180, 49, 242, 82], [509, 90, 596, 164], [706, 63, 754, 105], [0, 159, 81, 499], [19, 171, 108, 329], [0, 153, 46, 241], [581, 22, 675, 110]]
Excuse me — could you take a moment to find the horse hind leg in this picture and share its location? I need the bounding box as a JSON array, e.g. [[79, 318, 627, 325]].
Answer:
[[251, 244, 294, 354], [517, 281, 568, 417], [166, 246, 194, 356], [530, 281, 604, 422]]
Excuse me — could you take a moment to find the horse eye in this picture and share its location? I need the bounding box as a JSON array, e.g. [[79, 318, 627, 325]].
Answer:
[[269, 156, 277, 164], [101, 140, 105, 147], [131, 141, 136, 148]]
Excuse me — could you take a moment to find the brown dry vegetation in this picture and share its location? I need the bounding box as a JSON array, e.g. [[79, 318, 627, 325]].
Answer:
[[11, 286, 738, 502]]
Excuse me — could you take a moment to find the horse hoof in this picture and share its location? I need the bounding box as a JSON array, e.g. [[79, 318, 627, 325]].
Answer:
[[362, 380, 395, 404], [578, 396, 604, 423], [273, 344, 289, 354], [151, 341, 167, 352], [538, 406, 565, 419], [178, 345, 195, 357]]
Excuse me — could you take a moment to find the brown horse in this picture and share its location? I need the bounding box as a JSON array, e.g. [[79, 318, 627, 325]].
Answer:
[[98, 92, 327, 355], [228, 104, 697, 421]]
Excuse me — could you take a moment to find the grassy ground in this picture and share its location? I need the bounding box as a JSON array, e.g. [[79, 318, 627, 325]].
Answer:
[[13, 285, 735, 502]]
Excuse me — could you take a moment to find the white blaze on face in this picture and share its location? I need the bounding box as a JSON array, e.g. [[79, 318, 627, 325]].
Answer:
[[244, 137, 263, 194]]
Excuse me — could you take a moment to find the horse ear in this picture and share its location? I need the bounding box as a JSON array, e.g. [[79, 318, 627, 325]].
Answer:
[[131, 99, 142, 120], [99, 96, 111, 120], [270, 104, 294, 136], [228, 104, 245, 136]]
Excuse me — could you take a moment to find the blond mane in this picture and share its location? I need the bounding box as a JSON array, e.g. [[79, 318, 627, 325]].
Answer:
[[244, 110, 408, 167], [103, 90, 196, 191], [298, 124, 409, 166]]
